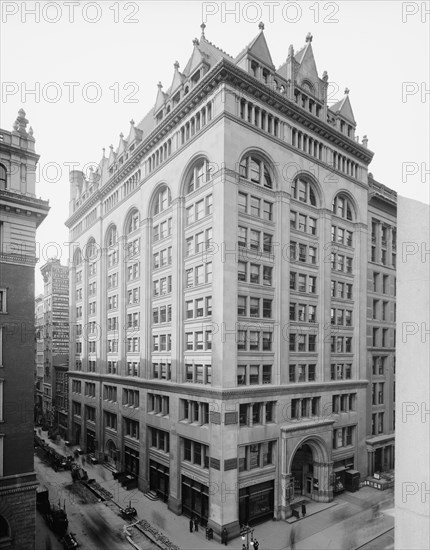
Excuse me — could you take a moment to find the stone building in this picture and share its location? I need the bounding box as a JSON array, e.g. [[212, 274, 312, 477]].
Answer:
[[65, 26, 395, 537], [0, 110, 49, 549]]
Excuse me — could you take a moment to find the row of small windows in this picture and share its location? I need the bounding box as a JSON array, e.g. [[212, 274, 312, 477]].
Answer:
[[147, 140, 172, 173], [292, 129, 323, 161], [333, 152, 359, 179], [180, 103, 213, 147]]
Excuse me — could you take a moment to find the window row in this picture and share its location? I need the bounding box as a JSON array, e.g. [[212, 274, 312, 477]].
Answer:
[[238, 226, 273, 254], [290, 211, 317, 235], [332, 426, 355, 449], [330, 363, 352, 380], [152, 334, 172, 352], [290, 241, 317, 264], [237, 329, 273, 351], [151, 362, 172, 380], [85, 382, 96, 397], [238, 262, 273, 286], [290, 272, 317, 294], [331, 280, 353, 300], [289, 333, 317, 353], [128, 287, 140, 304], [153, 276, 172, 297], [127, 337, 140, 352], [185, 263, 212, 287], [150, 427, 170, 453], [237, 364, 272, 386], [238, 441, 275, 472], [238, 192, 273, 221], [153, 217, 172, 242], [186, 194, 213, 225], [289, 302, 317, 323], [332, 393, 356, 413], [238, 296, 272, 318], [290, 397, 321, 419], [239, 401, 275, 426], [289, 363, 316, 383], [239, 99, 281, 139], [331, 226, 353, 247], [185, 296, 212, 319], [183, 438, 210, 469], [127, 262, 140, 281], [148, 393, 170, 416], [330, 308, 353, 326], [186, 228, 212, 257], [330, 253, 353, 273], [153, 304, 172, 324], [126, 361, 139, 377], [185, 331, 212, 351], [330, 336, 353, 354], [180, 400, 209, 425], [372, 382, 385, 405], [185, 363, 212, 385]]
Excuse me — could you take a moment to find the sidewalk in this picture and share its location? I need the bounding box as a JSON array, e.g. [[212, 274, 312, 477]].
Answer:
[[35, 431, 393, 550]]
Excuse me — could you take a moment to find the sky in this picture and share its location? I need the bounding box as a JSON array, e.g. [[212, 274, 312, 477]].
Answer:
[[1, 0, 429, 294]]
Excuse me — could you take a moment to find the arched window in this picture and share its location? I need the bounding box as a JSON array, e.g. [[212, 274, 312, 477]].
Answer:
[[239, 155, 273, 189], [84, 239, 98, 261], [126, 210, 139, 235], [0, 515, 11, 540], [291, 176, 317, 206], [186, 159, 212, 195], [153, 186, 171, 215], [0, 164, 7, 190], [73, 248, 82, 267], [332, 194, 354, 221], [106, 226, 118, 247]]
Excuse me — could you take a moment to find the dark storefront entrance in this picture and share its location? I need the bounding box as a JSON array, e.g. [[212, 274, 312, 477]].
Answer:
[[181, 475, 209, 526], [86, 429, 96, 453], [291, 444, 314, 497], [124, 446, 139, 476], [239, 480, 274, 525], [149, 460, 169, 502]]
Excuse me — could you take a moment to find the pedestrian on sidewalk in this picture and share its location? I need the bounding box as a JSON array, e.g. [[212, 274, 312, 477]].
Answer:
[[301, 503, 306, 517], [289, 526, 296, 550], [193, 517, 199, 532], [189, 517, 194, 533], [254, 539, 259, 550], [221, 527, 228, 545]]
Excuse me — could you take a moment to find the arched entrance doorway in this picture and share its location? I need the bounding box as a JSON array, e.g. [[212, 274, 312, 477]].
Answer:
[[105, 440, 118, 467], [291, 443, 314, 497]]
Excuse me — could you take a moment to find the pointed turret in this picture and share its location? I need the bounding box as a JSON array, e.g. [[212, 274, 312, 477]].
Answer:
[[235, 22, 275, 71], [117, 132, 128, 156], [331, 88, 357, 125], [108, 144, 117, 168], [169, 61, 186, 96], [127, 118, 143, 146], [154, 82, 167, 113]]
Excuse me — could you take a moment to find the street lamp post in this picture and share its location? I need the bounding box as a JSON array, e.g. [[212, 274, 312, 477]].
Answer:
[[241, 524, 254, 550]]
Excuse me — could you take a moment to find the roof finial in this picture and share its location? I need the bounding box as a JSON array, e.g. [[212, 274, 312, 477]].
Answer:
[[130, 118, 135, 126], [174, 60, 180, 70], [200, 22, 206, 38], [120, 132, 124, 139], [193, 38, 199, 46], [306, 32, 313, 43], [102, 147, 106, 157], [344, 87, 350, 95], [288, 44, 294, 58], [259, 21, 265, 31], [157, 81, 163, 89], [322, 70, 328, 81]]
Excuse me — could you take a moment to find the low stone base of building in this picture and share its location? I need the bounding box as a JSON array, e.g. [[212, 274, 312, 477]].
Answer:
[[0, 472, 38, 550]]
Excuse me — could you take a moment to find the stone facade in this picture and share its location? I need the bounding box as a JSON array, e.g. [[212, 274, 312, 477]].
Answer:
[[65, 27, 395, 538]]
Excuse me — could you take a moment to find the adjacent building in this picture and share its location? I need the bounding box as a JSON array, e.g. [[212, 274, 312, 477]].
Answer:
[[36, 259, 70, 437], [65, 26, 395, 538], [0, 110, 49, 549]]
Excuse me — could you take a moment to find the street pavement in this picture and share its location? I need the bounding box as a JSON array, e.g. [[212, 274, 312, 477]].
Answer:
[[35, 431, 394, 550]]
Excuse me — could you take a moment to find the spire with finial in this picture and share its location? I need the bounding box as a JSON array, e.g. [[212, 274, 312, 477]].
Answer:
[[344, 88, 350, 95], [322, 70, 328, 81], [174, 60, 179, 71], [288, 44, 294, 58], [306, 32, 313, 43], [102, 147, 106, 157], [258, 21, 264, 31], [130, 119, 135, 126], [192, 38, 199, 46], [157, 81, 163, 90], [120, 132, 124, 139], [28, 126, 34, 137], [200, 22, 206, 38]]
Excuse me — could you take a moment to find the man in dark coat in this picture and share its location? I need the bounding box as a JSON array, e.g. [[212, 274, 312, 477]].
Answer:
[[193, 517, 199, 532], [189, 517, 193, 533], [221, 527, 228, 545], [301, 503, 307, 517]]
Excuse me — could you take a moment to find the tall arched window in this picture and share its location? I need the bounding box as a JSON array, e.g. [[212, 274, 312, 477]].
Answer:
[[0, 164, 7, 190], [153, 186, 171, 215], [73, 248, 82, 266], [239, 155, 273, 189], [291, 176, 317, 206], [332, 194, 354, 221], [186, 159, 212, 195], [126, 210, 139, 235], [84, 238, 98, 261], [106, 226, 118, 247]]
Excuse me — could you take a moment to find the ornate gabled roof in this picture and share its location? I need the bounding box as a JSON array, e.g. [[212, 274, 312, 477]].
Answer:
[[136, 108, 156, 137], [331, 90, 356, 124], [154, 82, 168, 112], [127, 119, 143, 144], [117, 133, 128, 156], [169, 61, 186, 95], [235, 23, 275, 69]]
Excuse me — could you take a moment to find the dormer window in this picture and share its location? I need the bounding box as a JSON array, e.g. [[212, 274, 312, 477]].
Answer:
[[251, 61, 258, 77], [262, 69, 270, 84], [172, 92, 180, 106], [156, 111, 163, 123], [191, 70, 201, 85]]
